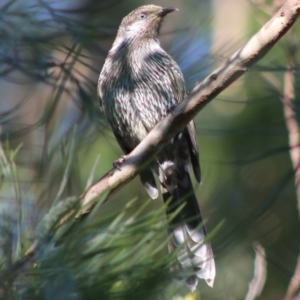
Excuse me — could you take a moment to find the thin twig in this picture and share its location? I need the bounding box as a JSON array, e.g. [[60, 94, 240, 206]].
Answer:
[[283, 29, 300, 300], [245, 242, 267, 300], [285, 256, 300, 300]]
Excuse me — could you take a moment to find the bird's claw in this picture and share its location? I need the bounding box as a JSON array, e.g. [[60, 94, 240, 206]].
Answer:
[[167, 105, 176, 116], [113, 155, 126, 170]]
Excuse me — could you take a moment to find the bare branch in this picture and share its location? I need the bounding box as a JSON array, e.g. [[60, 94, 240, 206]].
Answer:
[[79, 0, 300, 215], [283, 28, 300, 300], [282, 40, 300, 208], [260, 24, 300, 300], [285, 256, 300, 300], [245, 243, 267, 300]]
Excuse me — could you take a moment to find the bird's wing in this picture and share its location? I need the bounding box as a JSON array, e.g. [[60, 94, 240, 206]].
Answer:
[[186, 121, 201, 183], [164, 54, 201, 183], [136, 51, 201, 182]]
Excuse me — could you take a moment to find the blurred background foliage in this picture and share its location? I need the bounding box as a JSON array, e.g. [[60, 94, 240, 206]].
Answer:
[[0, 0, 299, 299]]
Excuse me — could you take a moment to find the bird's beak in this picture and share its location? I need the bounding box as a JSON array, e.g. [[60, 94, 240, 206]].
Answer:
[[157, 7, 178, 17]]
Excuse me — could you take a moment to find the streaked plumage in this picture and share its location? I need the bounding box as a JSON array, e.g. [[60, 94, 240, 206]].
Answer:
[[98, 5, 215, 290]]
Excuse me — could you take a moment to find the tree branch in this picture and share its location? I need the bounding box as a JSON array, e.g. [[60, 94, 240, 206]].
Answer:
[[79, 0, 300, 216], [262, 23, 300, 300], [283, 27, 300, 300], [245, 243, 267, 300], [20, 0, 300, 273]]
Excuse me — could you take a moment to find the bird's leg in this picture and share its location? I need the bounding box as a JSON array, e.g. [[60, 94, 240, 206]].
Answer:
[[167, 104, 176, 116], [113, 155, 127, 170]]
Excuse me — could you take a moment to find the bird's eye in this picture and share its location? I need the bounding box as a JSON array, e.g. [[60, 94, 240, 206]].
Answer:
[[139, 13, 146, 19]]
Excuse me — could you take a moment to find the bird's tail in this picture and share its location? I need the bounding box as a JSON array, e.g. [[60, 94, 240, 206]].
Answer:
[[162, 172, 215, 291]]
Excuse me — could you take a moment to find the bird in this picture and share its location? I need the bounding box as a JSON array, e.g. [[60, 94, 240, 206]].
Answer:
[[98, 4, 215, 291]]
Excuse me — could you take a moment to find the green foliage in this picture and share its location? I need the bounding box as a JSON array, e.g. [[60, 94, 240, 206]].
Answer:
[[0, 144, 178, 299], [19, 202, 174, 300]]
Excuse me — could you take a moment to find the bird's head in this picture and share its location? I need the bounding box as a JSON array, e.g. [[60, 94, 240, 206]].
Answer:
[[116, 5, 178, 42]]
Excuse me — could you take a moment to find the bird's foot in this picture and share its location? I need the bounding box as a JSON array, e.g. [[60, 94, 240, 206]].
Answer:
[[167, 105, 176, 116], [113, 155, 126, 170]]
